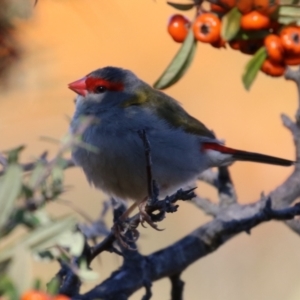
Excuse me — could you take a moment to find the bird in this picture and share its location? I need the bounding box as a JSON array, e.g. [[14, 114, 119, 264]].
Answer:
[[68, 66, 294, 227]]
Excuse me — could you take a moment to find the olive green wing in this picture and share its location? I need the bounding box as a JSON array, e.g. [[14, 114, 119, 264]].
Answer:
[[122, 85, 214, 138]]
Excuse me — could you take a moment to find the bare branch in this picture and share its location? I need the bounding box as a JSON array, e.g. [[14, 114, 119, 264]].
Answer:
[[285, 67, 300, 123], [192, 196, 219, 216], [170, 273, 184, 300], [77, 199, 300, 300], [218, 166, 237, 207], [197, 169, 219, 188]]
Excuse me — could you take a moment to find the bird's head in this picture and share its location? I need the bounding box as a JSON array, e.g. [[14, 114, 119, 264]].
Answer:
[[68, 66, 145, 109]]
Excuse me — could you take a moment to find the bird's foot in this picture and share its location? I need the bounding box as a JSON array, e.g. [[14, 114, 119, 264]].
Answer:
[[112, 217, 139, 250], [138, 200, 164, 231]]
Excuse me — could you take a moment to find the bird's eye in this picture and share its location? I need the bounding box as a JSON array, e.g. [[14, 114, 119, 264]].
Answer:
[[95, 86, 107, 93]]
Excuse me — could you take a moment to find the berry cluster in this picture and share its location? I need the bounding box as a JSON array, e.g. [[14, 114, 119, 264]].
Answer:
[[167, 0, 300, 78]]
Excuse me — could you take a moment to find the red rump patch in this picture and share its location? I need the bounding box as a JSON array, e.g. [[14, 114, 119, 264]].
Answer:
[[85, 77, 124, 92], [202, 143, 237, 154]]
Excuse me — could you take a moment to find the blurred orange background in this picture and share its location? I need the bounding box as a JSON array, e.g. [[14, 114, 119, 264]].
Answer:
[[1, 0, 300, 299]]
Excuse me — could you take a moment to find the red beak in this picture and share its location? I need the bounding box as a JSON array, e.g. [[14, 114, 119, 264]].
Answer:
[[68, 77, 87, 96]]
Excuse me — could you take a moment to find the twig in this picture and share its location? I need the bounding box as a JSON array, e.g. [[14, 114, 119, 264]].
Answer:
[[218, 166, 237, 207], [197, 169, 219, 188], [192, 196, 219, 216], [170, 273, 184, 300], [78, 199, 300, 299], [285, 66, 300, 123], [138, 130, 155, 205]]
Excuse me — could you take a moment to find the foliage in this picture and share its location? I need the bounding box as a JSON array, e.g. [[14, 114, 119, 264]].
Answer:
[[157, 0, 300, 90]]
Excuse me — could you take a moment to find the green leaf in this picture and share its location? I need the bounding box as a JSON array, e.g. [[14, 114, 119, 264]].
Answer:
[[0, 275, 19, 300], [278, 5, 300, 23], [78, 259, 99, 282], [242, 47, 267, 90], [46, 277, 60, 295], [0, 164, 23, 228], [221, 7, 242, 41], [278, 15, 300, 25], [8, 246, 32, 294], [154, 29, 197, 89], [28, 162, 46, 188], [279, 5, 300, 15], [5, 146, 25, 164], [57, 231, 85, 256], [166, 1, 194, 10], [0, 216, 77, 266], [24, 216, 77, 250]]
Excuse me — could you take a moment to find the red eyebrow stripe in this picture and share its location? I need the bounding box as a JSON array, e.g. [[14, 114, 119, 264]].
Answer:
[[202, 143, 237, 154], [85, 77, 124, 92]]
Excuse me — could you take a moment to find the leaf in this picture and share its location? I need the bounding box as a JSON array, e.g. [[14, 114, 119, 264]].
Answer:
[[28, 162, 46, 188], [8, 246, 32, 294], [0, 163, 23, 228], [0, 275, 19, 300], [279, 0, 300, 6], [77, 269, 99, 282], [5, 146, 25, 164], [279, 5, 300, 15], [166, 1, 194, 10], [78, 259, 99, 282], [154, 29, 197, 89], [221, 7, 242, 41], [57, 231, 85, 256], [0, 216, 77, 266], [277, 15, 300, 25], [46, 277, 60, 295], [278, 5, 300, 23], [242, 47, 267, 90], [24, 216, 77, 250]]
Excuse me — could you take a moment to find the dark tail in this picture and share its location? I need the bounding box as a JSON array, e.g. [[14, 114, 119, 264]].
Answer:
[[202, 143, 294, 166]]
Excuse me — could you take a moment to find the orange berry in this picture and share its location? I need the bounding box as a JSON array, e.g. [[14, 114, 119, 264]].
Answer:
[[229, 40, 241, 50], [264, 34, 284, 62], [211, 38, 227, 48], [280, 26, 300, 55], [253, 0, 279, 15], [21, 290, 50, 300], [52, 295, 70, 300], [167, 14, 190, 43], [210, 3, 227, 14], [284, 54, 300, 66], [261, 59, 285, 76], [241, 11, 270, 30], [193, 13, 221, 43], [237, 0, 254, 14]]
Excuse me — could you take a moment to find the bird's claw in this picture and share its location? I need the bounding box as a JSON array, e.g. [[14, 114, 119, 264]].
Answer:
[[112, 219, 139, 250], [139, 201, 164, 231]]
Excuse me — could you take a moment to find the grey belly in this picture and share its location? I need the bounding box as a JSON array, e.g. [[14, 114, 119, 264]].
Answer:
[[72, 128, 205, 201]]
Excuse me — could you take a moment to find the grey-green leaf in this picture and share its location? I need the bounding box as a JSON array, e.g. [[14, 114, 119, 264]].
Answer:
[[0, 216, 77, 265], [167, 2, 194, 10], [28, 162, 46, 188], [0, 164, 23, 228], [221, 7, 242, 41], [154, 29, 197, 89], [8, 246, 32, 294], [278, 5, 300, 24], [242, 47, 267, 90], [24, 216, 77, 250], [279, 5, 300, 16]]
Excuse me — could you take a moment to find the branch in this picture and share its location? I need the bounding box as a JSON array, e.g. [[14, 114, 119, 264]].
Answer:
[[77, 199, 300, 300], [169, 273, 184, 300]]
